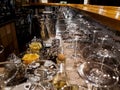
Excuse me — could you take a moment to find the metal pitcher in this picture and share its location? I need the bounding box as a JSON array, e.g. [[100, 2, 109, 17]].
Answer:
[[39, 14, 56, 41]]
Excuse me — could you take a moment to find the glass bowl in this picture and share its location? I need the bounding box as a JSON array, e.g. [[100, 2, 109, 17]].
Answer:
[[26, 60, 58, 82], [77, 62, 119, 88], [82, 43, 120, 60], [82, 43, 120, 70], [0, 62, 18, 88]]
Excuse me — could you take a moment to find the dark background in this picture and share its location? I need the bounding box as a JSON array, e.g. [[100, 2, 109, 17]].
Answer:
[[90, 0, 120, 6]]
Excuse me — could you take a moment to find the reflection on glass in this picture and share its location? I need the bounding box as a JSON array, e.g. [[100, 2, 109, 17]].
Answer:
[[0, 62, 18, 89], [0, 45, 4, 54], [78, 62, 119, 89]]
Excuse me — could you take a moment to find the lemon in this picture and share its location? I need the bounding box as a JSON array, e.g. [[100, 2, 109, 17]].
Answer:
[[57, 54, 66, 61], [22, 53, 39, 64], [29, 42, 42, 50]]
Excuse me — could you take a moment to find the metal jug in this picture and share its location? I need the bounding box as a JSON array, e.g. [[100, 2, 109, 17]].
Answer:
[[39, 14, 56, 41]]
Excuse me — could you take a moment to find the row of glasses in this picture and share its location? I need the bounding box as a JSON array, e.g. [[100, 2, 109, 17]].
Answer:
[[78, 24, 120, 90], [59, 7, 120, 89], [66, 16, 94, 67], [64, 19, 83, 68], [30, 6, 120, 90], [44, 6, 120, 90], [54, 7, 85, 89], [61, 8, 120, 89]]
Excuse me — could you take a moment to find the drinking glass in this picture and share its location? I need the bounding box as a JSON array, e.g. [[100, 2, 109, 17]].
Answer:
[[77, 61, 119, 90], [82, 42, 120, 70], [0, 62, 18, 89], [80, 34, 120, 89], [82, 32, 116, 59], [65, 20, 79, 49], [72, 35, 84, 68]]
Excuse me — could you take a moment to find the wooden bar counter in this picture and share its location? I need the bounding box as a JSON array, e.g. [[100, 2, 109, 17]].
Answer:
[[23, 3, 120, 31]]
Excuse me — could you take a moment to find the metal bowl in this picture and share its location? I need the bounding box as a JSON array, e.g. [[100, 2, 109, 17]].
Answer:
[[26, 60, 58, 82]]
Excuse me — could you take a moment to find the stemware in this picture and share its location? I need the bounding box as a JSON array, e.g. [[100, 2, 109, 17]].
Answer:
[[82, 42, 120, 70], [72, 35, 84, 68], [82, 31, 116, 58], [91, 28, 102, 44], [55, 18, 67, 54], [77, 61, 119, 89], [60, 6, 73, 19], [80, 34, 120, 89], [65, 20, 79, 49]]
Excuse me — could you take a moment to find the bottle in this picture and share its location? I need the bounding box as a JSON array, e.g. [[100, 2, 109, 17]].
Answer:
[[52, 54, 67, 90]]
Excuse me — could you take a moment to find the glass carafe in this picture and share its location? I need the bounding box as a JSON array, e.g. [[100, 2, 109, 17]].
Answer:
[[53, 54, 68, 90]]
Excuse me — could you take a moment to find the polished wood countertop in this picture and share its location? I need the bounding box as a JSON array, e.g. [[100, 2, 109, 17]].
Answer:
[[23, 3, 120, 20], [23, 3, 120, 31], [68, 4, 120, 21]]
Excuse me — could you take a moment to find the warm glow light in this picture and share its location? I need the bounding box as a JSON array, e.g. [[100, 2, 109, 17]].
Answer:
[[83, 7, 88, 10], [84, 0, 89, 4], [115, 11, 120, 19], [98, 7, 104, 14], [41, 0, 48, 3]]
